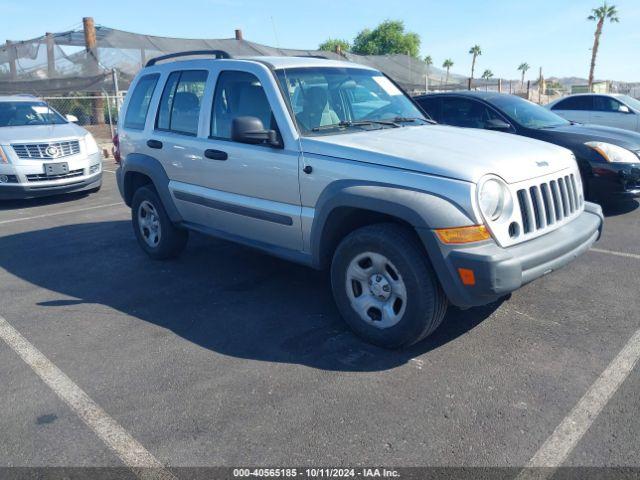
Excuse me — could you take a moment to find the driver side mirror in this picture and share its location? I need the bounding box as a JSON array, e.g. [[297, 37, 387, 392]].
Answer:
[[231, 116, 281, 147], [618, 105, 631, 114], [485, 118, 512, 131], [65, 114, 79, 123]]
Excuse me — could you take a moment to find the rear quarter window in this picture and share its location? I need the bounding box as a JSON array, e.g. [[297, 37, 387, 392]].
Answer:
[[123, 74, 160, 130]]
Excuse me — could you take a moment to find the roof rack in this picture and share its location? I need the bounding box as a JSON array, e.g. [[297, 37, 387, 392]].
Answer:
[[146, 50, 232, 67]]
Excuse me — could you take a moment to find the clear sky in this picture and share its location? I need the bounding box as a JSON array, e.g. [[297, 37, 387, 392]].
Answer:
[[4, 0, 640, 81]]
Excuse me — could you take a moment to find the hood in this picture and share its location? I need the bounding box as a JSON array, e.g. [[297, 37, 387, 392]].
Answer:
[[538, 123, 640, 151], [0, 122, 88, 144], [301, 124, 576, 184]]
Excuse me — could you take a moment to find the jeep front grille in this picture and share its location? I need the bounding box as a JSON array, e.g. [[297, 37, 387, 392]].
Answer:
[[12, 140, 81, 160], [516, 173, 583, 234], [483, 167, 585, 248]]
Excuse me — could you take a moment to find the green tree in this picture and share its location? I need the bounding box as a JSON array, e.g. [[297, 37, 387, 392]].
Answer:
[[587, 2, 619, 91], [468, 45, 482, 80], [442, 59, 454, 84], [318, 38, 350, 54], [351, 20, 420, 57], [518, 62, 530, 87]]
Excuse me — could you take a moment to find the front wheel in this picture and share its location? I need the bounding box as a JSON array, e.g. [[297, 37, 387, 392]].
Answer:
[[331, 223, 448, 348], [131, 185, 188, 260]]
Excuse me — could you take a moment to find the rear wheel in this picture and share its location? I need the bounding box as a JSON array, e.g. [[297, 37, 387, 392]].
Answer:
[[331, 223, 448, 348], [131, 185, 188, 260]]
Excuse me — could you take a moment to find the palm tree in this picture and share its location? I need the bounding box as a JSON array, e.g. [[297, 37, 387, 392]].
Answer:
[[443, 59, 454, 85], [424, 55, 433, 73], [424, 55, 433, 91], [587, 2, 619, 91], [481, 69, 494, 91], [517, 62, 530, 87], [468, 45, 482, 80]]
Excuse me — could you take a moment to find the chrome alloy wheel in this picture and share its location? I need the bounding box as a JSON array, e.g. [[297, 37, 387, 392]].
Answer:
[[345, 251, 407, 329], [138, 200, 162, 248]]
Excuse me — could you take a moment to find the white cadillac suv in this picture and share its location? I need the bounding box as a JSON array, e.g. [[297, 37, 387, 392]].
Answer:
[[0, 95, 102, 200]]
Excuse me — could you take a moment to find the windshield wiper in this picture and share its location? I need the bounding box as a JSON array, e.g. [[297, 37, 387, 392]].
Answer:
[[392, 116, 435, 125], [311, 120, 398, 132]]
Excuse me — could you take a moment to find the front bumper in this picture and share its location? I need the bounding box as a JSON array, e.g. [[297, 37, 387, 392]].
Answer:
[[588, 164, 640, 201], [0, 152, 102, 200], [0, 173, 102, 200], [420, 202, 604, 308]]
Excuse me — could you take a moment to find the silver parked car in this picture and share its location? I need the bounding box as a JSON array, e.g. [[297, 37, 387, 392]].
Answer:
[[547, 93, 640, 133], [0, 95, 102, 200], [116, 52, 604, 348]]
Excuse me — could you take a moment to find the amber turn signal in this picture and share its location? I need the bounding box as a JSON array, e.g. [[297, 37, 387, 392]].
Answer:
[[457, 268, 476, 286], [435, 225, 491, 244], [0, 147, 7, 164]]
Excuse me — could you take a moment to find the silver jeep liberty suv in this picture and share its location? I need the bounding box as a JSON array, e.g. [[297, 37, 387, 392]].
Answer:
[[116, 51, 604, 348]]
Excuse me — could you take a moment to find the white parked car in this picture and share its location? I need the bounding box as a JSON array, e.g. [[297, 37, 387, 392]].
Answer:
[[547, 93, 640, 133], [0, 95, 102, 200]]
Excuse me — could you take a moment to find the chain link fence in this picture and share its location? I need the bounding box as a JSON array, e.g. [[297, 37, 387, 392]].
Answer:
[[44, 93, 124, 150]]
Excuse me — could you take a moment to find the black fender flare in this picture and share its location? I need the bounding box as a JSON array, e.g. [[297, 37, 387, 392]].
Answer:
[[120, 153, 182, 223], [309, 180, 475, 268]]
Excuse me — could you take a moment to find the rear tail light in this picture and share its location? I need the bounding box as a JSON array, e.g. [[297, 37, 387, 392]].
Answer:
[[112, 133, 121, 164]]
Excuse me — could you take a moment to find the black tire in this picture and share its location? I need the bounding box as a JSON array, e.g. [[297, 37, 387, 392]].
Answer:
[[131, 185, 188, 260], [331, 223, 448, 349]]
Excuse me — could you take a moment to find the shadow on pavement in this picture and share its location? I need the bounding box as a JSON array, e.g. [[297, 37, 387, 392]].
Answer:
[[0, 191, 92, 211], [0, 221, 501, 372], [601, 199, 639, 217]]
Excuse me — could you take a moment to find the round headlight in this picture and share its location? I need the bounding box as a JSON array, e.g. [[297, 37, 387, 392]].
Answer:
[[479, 178, 506, 221]]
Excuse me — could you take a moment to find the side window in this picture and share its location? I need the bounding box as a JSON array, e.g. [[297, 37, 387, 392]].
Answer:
[[552, 96, 593, 111], [440, 98, 499, 128], [210, 71, 275, 140], [155, 70, 208, 136], [594, 96, 624, 112], [123, 74, 159, 130]]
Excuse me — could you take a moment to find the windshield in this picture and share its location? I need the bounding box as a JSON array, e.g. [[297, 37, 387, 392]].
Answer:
[[275, 67, 428, 135], [491, 95, 570, 129], [620, 95, 640, 112], [0, 101, 67, 127]]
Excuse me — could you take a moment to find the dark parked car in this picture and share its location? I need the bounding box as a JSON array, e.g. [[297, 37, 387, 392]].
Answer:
[[414, 91, 640, 202]]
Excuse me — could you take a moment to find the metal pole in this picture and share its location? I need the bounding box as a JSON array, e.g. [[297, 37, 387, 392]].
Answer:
[[112, 68, 122, 109], [105, 92, 114, 139]]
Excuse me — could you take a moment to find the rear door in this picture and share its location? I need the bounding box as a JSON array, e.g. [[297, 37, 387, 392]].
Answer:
[[549, 96, 593, 124], [592, 95, 638, 131], [168, 64, 303, 251]]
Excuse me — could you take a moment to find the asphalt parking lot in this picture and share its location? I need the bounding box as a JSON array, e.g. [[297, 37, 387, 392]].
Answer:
[[0, 162, 639, 477]]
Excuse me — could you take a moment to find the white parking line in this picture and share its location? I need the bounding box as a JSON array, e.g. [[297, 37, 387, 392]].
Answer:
[[590, 247, 640, 261], [0, 315, 176, 480], [516, 328, 640, 480], [0, 202, 123, 225]]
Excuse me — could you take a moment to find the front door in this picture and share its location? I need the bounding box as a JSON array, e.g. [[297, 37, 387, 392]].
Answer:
[[592, 96, 638, 131]]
